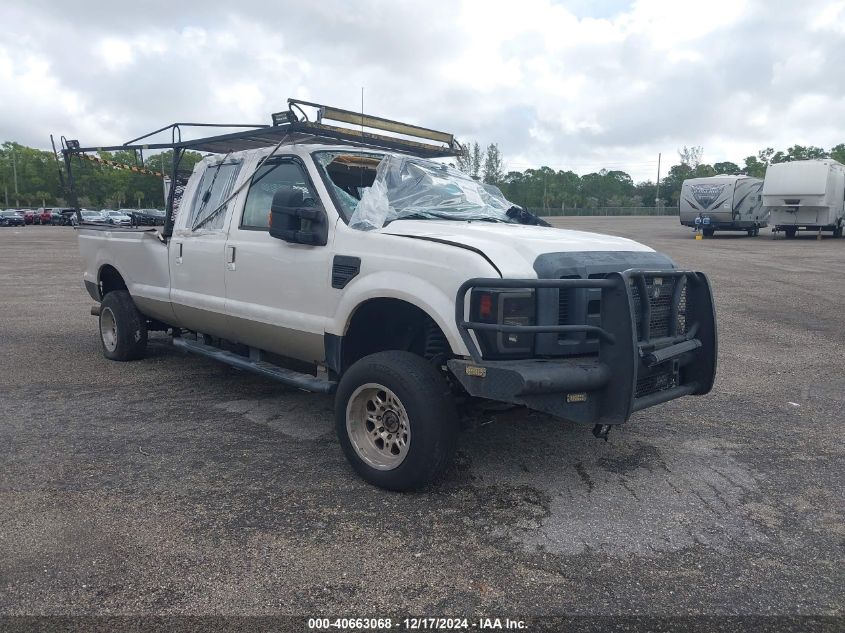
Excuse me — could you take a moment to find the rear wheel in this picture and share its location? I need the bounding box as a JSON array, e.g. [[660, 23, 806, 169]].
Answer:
[[335, 351, 458, 491], [833, 225, 843, 238], [99, 290, 148, 361]]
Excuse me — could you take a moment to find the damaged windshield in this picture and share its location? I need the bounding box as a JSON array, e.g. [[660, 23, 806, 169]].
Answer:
[[314, 151, 516, 230]]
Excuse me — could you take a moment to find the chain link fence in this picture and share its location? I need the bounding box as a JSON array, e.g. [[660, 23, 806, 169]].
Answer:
[[530, 207, 679, 217]]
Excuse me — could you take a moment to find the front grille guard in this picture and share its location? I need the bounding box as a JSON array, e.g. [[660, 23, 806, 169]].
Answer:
[[455, 269, 718, 423]]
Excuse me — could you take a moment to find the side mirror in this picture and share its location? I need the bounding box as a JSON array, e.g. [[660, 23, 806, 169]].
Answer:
[[269, 186, 328, 246]]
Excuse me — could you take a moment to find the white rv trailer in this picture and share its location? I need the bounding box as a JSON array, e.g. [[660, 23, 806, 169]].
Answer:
[[679, 175, 767, 236], [762, 159, 845, 238]]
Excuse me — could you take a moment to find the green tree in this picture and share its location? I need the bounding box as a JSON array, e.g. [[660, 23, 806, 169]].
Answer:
[[830, 144, 845, 164], [482, 143, 504, 184], [635, 180, 657, 206], [742, 156, 767, 178], [470, 142, 482, 180], [692, 164, 717, 178], [454, 144, 472, 174], [658, 163, 694, 205], [35, 190, 50, 207], [713, 161, 741, 174]]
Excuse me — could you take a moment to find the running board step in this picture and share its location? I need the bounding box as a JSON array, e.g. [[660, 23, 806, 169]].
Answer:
[[172, 337, 336, 394]]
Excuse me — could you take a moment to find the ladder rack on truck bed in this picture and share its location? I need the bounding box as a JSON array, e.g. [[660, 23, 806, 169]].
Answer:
[[58, 98, 462, 239]]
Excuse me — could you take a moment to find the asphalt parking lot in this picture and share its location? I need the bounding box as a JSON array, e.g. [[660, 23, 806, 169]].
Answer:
[[0, 219, 842, 621]]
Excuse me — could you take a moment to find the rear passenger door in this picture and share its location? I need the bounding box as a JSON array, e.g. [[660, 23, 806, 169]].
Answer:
[[169, 158, 242, 337], [223, 156, 335, 363]]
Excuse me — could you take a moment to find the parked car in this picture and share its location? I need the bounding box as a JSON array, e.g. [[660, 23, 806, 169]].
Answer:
[[36, 207, 54, 224], [130, 208, 166, 226], [22, 209, 36, 224], [0, 210, 26, 226], [102, 210, 132, 226], [74, 101, 718, 491], [50, 207, 76, 225], [80, 210, 106, 223]]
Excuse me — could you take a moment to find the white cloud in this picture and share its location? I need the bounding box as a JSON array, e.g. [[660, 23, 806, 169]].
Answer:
[[0, 0, 843, 181], [98, 38, 134, 71]]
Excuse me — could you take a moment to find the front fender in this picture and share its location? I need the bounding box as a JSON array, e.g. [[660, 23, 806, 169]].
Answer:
[[329, 271, 471, 357]]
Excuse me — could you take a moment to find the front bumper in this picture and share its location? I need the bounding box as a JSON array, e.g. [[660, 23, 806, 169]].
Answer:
[[448, 269, 717, 425]]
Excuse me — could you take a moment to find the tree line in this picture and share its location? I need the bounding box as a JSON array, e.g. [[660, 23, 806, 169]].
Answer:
[[0, 142, 202, 209], [455, 141, 845, 212], [2, 138, 845, 211]]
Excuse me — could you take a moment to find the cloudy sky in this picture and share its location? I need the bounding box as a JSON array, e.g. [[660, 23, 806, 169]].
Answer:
[[1, 0, 844, 181]]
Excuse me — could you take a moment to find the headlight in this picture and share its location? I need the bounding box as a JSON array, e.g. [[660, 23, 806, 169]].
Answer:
[[470, 289, 536, 358]]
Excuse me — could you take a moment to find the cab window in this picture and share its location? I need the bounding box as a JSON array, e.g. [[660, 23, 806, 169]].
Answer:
[[241, 159, 317, 230], [188, 160, 241, 231]]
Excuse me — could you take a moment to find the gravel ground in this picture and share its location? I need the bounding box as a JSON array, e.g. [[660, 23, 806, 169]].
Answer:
[[0, 220, 842, 624]]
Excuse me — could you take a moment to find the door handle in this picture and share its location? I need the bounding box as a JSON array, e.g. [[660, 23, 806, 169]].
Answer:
[[175, 242, 183, 265], [226, 245, 236, 270]]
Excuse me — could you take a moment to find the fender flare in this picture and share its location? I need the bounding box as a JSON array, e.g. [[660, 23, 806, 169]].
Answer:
[[330, 271, 471, 358]]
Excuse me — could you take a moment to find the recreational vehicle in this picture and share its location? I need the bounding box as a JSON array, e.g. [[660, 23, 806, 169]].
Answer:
[[762, 159, 845, 238], [679, 175, 767, 236]]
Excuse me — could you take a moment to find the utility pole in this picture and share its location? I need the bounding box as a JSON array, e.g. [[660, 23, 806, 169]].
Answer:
[[11, 148, 19, 207], [2, 157, 7, 206], [655, 152, 662, 210], [542, 173, 547, 216]]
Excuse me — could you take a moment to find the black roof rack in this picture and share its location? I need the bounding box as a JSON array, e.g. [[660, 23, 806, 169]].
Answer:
[[60, 98, 461, 159], [57, 98, 462, 240]]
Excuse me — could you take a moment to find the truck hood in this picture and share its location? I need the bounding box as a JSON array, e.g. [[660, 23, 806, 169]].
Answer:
[[381, 219, 654, 277]]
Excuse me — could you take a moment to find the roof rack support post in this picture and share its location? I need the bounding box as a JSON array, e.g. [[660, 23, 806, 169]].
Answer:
[[162, 148, 183, 240], [50, 134, 66, 191], [63, 150, 79, 215]]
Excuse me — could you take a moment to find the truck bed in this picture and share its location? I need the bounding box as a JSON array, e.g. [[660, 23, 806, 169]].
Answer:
[[76, 226, 174, 324]]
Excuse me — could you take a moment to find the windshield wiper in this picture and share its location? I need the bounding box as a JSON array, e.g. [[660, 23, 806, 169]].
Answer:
[[468, 216, 510, 223], [388, 212, 510, 225]]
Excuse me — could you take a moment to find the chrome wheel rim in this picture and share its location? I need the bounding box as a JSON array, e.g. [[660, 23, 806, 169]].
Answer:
[[100, 307, 118, 352], [346, 383, 411, 471]]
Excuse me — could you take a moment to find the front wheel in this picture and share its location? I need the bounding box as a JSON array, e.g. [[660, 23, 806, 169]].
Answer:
[[703, 228, 715, 237], [784, 227, 797, 239], [99, 290, 148, 361], [335, 351, 459, 491]]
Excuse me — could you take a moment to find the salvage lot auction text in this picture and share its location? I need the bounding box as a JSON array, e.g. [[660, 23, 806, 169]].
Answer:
[[308, 617, 527, 630]]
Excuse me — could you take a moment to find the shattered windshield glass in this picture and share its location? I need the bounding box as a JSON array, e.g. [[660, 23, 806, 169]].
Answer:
[[315, 151, 516, 230], [314, 151, 383, 219]]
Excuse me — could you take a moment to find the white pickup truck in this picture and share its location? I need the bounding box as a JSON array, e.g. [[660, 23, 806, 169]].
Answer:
[[67, 101, 717, 490]]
